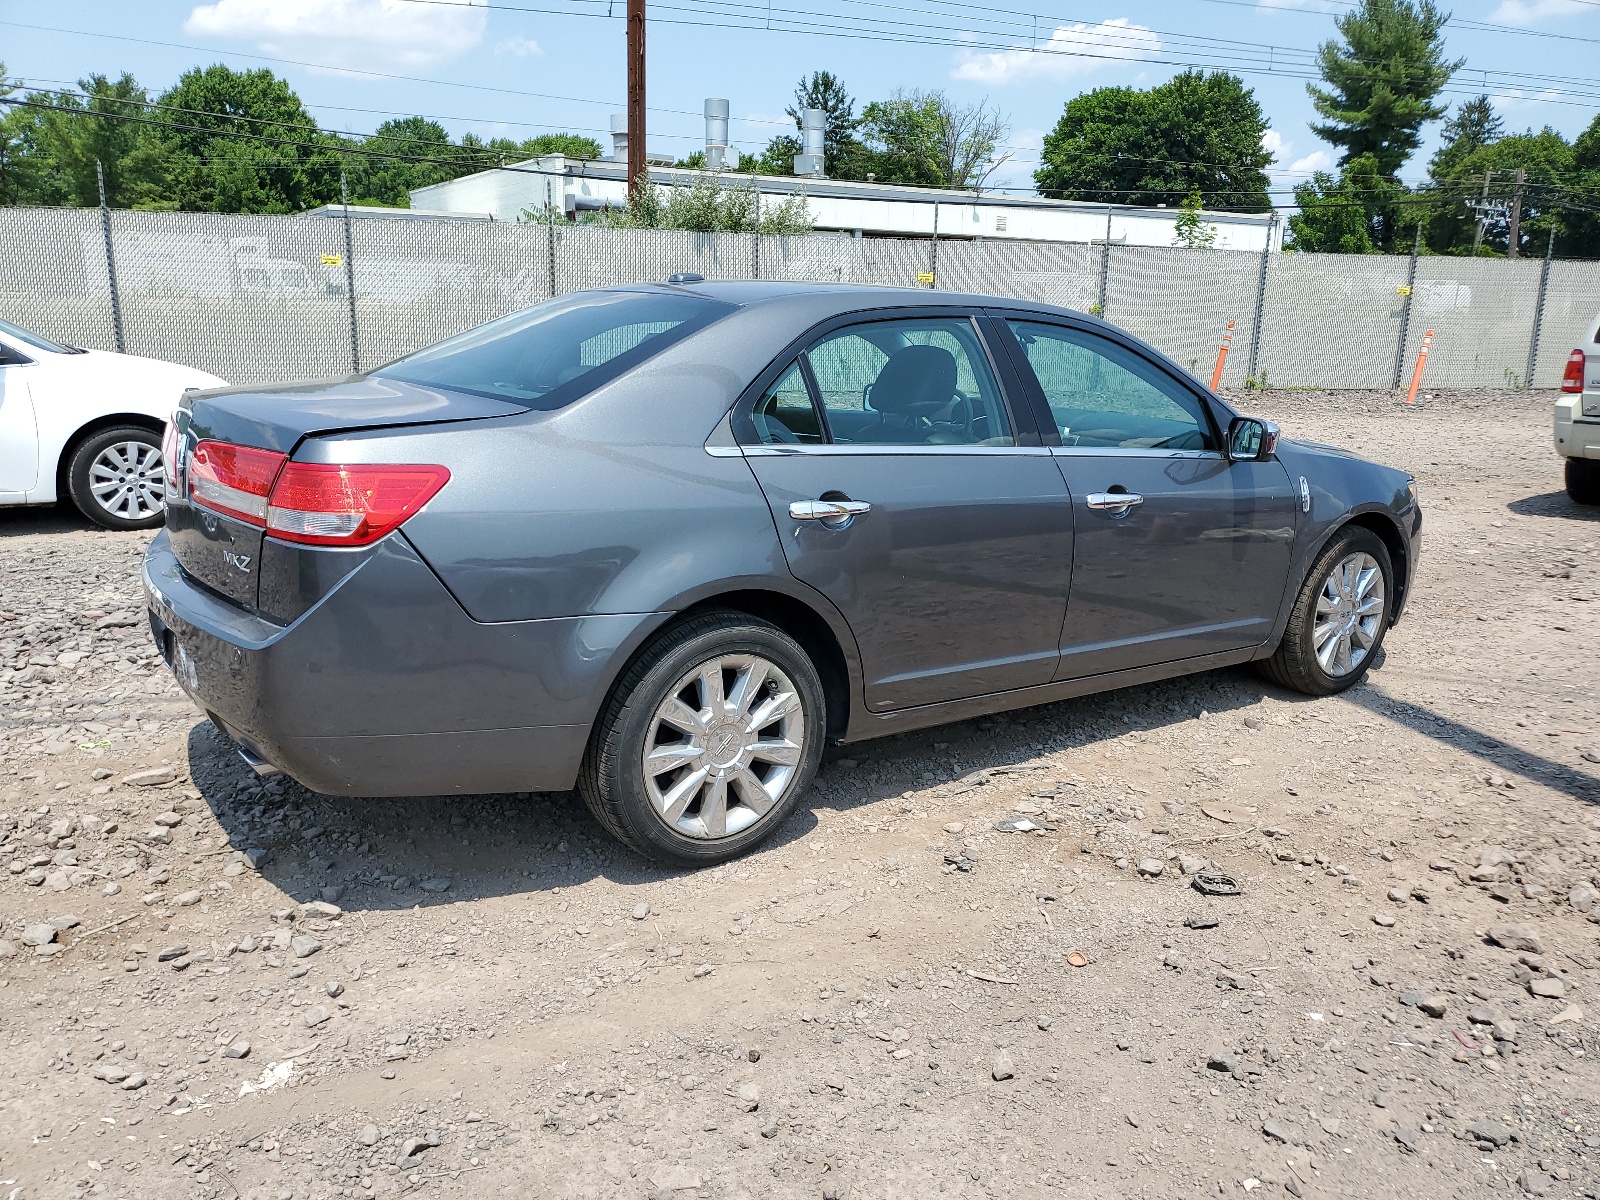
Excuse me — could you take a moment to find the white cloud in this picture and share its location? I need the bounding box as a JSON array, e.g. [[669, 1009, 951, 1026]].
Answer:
[[494, 35, 543, 58], [1260, 129, 1291, 165], [1491, 85, 1564, 110], [185, 0, 487, 70], [1488, 0, 1590, 24], [1289, 149, 1333, 174], [952, 18, 1160, 86]]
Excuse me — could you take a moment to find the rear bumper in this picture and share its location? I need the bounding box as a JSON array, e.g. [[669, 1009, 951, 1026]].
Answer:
[[143, 529, 667, 796], [1555, 398, 1600, 461]]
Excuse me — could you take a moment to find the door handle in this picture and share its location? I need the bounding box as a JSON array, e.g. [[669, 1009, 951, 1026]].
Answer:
[[790, 499, 871, 522], [1086, 491, 1144, 512]]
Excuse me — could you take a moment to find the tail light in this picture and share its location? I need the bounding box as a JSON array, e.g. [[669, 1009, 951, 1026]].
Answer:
[[265, 463, 450, 546], [189, 440, 286, 523], [188, 439, 449, 546], [1562, 349, 1585, 393]]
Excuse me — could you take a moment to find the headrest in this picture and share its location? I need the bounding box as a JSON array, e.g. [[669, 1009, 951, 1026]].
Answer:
[[868, 344, 957, 417]]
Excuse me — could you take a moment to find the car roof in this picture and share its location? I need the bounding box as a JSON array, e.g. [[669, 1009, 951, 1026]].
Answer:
[[615, 278, 1105, 329]]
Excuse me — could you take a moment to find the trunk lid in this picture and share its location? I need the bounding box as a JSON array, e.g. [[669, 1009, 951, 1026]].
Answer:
[[169, 376, 526, 612]]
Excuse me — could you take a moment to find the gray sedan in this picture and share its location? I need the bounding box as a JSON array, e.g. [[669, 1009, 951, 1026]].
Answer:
[[144, 281, 1421, 865]]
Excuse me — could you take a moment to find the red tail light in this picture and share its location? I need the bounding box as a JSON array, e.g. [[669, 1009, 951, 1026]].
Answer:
[[265, 463, 451, 546], [188, 439, 449, 546], [1563, 349, 1586, 393], [189, 440, 287, 523]]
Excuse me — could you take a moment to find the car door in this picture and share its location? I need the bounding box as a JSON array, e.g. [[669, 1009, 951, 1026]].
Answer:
[[737, 311, 1075, 712], [993, 314, 1297, 681], [0, 340, 40, 495]]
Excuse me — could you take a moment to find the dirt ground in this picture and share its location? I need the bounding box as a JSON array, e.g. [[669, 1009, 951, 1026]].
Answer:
[[1, 388, 1597, 1200]]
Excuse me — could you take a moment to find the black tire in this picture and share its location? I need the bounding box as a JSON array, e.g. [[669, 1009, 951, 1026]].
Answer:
[[1566, 457, 1600, 506], [66, 425, 167, 531], [578, 611, 826, 867], [1259, 526, 1394, 697]]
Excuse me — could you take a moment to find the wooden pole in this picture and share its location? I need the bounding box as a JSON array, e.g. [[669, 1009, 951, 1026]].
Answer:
[[627, 0, 646, 200]]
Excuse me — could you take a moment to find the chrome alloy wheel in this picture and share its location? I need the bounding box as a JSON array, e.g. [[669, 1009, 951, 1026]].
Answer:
[[89, 440, 166, 522], [642, 653, 805, 840], [1313, 551, 1385, 677]]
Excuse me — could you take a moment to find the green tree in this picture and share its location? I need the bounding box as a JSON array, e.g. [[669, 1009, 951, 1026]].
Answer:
[[1034, 70, 1272, 211], [515, 132, 603, 160], [595, 172, 810, 233], [152, 65, 344, 213], [755, 133, 801, 176], [1429, 94, 1503, 181], [1287, 165, 1377, 253], [858, 91, 944, 186], [1308, 0, 1461, 180], [5, 73, 168, 207], [347, 116, 459, 206], [1172, 188, 1218, 248]]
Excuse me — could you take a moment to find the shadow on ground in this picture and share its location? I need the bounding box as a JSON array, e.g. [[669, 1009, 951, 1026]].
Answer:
[[1507, 490, 1600, 521], [184, 665, 1271, 914]]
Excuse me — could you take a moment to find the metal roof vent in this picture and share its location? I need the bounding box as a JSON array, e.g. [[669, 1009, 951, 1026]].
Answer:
[[704, 99, 729, 172], [667, 272, 706, 284], [609, 114, 628, 163], [793, 108, 825, 178]]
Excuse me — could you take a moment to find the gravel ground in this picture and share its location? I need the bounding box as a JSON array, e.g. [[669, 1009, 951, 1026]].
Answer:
[[1, 388, 1597, 1200]]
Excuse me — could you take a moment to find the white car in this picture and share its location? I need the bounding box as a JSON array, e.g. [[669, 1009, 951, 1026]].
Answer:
[[0, 318, 227, 530], [1558, 314, 1600, 505]]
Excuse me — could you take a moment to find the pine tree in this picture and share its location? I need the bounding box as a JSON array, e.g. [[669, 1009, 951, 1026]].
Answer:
[[1308, 0, 1461, 180]]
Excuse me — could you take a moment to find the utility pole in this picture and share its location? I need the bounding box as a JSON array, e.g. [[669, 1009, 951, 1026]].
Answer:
[[627, 0, 645, 200], [1471, 169, 1491, 257], [1507, 166, 1526, 259]]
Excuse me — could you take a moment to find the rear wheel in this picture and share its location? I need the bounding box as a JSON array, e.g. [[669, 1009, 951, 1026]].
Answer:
[[1567, 457, 1600, 506], [67, 425, 167, 530], [1259, 526, 1393, 696], [579, 611, 825, 867]]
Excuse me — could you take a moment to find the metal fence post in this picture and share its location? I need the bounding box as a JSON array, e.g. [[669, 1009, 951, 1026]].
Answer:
[[340, 171, 360, 373], [1391, 222, 1421, 390], [929, 200, 939, 287], [1097, 206, 1112, 316], [1525, 228, 1555, 389], [96, 161, 126, 354], [547, 199, 558, 299], [1245, 215, 1273, 383], [752, 188, 761, 280]]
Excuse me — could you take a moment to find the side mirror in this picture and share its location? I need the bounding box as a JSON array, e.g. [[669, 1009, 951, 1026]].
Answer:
[[1227, 416, 1280, 462]]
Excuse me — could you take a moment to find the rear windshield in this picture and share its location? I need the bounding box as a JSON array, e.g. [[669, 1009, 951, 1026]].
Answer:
[[374, 290, 734, 409], [0, 317, 73, 354]]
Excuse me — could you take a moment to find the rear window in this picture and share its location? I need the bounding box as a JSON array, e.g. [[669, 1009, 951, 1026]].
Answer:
[[374, 290, 734, 409]]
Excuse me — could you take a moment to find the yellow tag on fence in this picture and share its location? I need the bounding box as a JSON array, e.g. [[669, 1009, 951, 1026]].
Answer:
[[916, 271, 934, 284], [1395, 285, 1411, 295], [322, 254, 342, 266]]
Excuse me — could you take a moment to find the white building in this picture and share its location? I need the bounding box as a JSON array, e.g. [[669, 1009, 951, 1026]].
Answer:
[[410, 156, 1283, 253]]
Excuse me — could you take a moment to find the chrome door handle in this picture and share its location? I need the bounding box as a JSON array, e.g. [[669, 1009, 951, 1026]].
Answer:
[[790, 499, 871, 521], [1086, 492, 1144, 511]]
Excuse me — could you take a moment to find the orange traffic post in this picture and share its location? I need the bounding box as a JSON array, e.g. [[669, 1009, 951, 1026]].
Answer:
[[1210, 320, 1235, 391], [1404, 329, 1435, 405]]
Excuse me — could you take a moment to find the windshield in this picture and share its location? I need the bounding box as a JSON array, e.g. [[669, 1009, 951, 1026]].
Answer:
[[0, 317, 73, 354], [374, 290, 734, 409]]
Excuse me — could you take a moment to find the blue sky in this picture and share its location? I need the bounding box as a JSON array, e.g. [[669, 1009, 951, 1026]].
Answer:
[[2, 0, 1598, 204]]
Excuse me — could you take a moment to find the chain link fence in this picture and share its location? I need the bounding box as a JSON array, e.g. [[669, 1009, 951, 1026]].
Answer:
[[1, 204, 1595, 390]]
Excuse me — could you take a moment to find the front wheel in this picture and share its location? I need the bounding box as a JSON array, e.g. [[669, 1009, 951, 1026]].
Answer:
[[66, 425, 167, 530], [578, 611, 826, 867], [1259, 526, 1394, 696], [1567, 457, 1600, 506]]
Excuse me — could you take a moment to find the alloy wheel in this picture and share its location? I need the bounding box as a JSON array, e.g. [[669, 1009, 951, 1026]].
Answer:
[[1313, 551, 1385, 677], [88, 440, 166, 522], [642, 653, 805, 840]]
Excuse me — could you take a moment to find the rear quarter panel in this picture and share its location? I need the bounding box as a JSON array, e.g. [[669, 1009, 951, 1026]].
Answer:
[[304, 300, 817, 624]]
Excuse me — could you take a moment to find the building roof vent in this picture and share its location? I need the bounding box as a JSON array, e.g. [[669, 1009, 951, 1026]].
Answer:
[[793, 108, 825, 178], [704, 99, 729, 172]]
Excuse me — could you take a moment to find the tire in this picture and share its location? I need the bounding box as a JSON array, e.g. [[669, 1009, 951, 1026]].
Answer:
[[1259, 526, 1394, 697], [1566, 457, 1600, 506], [578, 610, 826, 867], [66, 425, 167, 530]]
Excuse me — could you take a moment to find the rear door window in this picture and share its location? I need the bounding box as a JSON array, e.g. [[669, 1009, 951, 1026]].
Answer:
[[801, 317, 1014, 447]]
